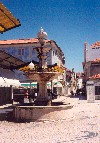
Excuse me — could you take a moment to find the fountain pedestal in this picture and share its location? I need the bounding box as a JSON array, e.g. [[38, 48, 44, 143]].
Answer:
[[19, 28, 63, 106], [27, 72, 61, 106]]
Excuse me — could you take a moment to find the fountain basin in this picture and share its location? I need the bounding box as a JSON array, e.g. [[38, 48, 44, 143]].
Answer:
[[27, 72, 61, 81], [13, 102, 73, 122]]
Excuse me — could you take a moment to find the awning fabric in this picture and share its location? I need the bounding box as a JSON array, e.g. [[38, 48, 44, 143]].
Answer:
[[21, 82, 51, 87], [0, 2, 21, 33], [0, 77, 21, 87], [21, 83, 37, 87], [53, 82, 62, 87], [0, 50, 25, 69]]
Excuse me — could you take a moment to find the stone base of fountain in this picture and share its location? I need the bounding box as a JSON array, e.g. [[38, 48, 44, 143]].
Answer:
[[13, 97, 73, 122], [13, 104, 73, 122], [34, 96, 52, 106]]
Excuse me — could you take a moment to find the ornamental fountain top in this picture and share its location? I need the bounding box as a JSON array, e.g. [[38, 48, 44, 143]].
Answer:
[[37, 27, 47, 45]]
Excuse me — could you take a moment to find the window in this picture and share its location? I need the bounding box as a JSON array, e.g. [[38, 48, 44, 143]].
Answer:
[[22, 49, 24, 55], [53, 51, 55, 56], [55, 50, 57, 55], [18, 49, 21, 55], [18, 48, 24, 55], [95, 86, 100, 95]]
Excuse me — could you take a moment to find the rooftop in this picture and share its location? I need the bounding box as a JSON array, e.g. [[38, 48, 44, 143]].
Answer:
[[0, 2, 21, 33], [89, 74, 100, 79], [91, 41, 100, 48], [91, 58, 100, 63], [0, 38, 50, 45], [0, 38, 64, 56]]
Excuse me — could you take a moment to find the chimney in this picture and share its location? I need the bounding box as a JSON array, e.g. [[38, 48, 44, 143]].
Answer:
[[84, 42, 88, 63]]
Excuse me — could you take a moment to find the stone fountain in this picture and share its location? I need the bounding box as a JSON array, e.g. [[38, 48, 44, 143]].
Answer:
[[27, 28, 61, 105], [13, 28, 73, 122]]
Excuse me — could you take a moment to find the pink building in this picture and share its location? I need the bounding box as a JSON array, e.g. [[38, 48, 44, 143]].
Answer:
[[83, 41, 100, 80], [83, 41, 100, 99]]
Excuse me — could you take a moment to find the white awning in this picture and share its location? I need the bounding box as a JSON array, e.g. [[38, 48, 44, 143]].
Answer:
[[0, 77, 21, 87]]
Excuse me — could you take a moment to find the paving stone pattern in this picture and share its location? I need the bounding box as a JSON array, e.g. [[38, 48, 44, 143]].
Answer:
[[0, 100, 100, 143]]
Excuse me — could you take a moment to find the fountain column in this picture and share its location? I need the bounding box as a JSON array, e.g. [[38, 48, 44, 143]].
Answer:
[[26, 28, 62, 105], [34, 28, 51, 105], [38, 81, 47, 97]]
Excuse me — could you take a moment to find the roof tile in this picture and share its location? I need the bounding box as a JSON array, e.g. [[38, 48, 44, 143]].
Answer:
[[0, 38, 50, 45], [91, 41, 100, 48], [91, 58, 100, 63], [89, 74, 100, 79]]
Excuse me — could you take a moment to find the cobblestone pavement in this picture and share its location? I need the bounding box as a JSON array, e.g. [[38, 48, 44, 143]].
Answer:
[[0, 99, 100, 143]]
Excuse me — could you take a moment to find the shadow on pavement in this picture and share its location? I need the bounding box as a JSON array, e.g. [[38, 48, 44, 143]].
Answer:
[[0, 105, 14, 121], [68, 94, 87, 100]]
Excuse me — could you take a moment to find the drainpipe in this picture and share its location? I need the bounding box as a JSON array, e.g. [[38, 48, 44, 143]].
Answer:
[[10, 85, 13, 105]]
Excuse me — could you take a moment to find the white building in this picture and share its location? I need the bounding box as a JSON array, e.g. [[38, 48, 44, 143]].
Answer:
[[84, 41, 100, 62], [83, 41, 100, 100], [0, 37, 66, 95]]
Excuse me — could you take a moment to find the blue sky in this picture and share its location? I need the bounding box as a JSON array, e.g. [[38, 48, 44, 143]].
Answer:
[[1, 0, 100, 72]]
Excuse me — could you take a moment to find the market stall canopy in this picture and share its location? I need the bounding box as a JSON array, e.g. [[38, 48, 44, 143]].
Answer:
[[21, 82, 51, 88], [53, 82, 63, 87], [0, 50, 25, 69], [0, 77, 21, 87], [0, 2, 21, 33], [21, 82, 37, 88]]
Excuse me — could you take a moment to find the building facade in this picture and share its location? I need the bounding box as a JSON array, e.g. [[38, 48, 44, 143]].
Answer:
[[83, 41, 100, 99], [83, 41, 100, 80], [0, 38, 66, 95], [84, 42, 100, 63]]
